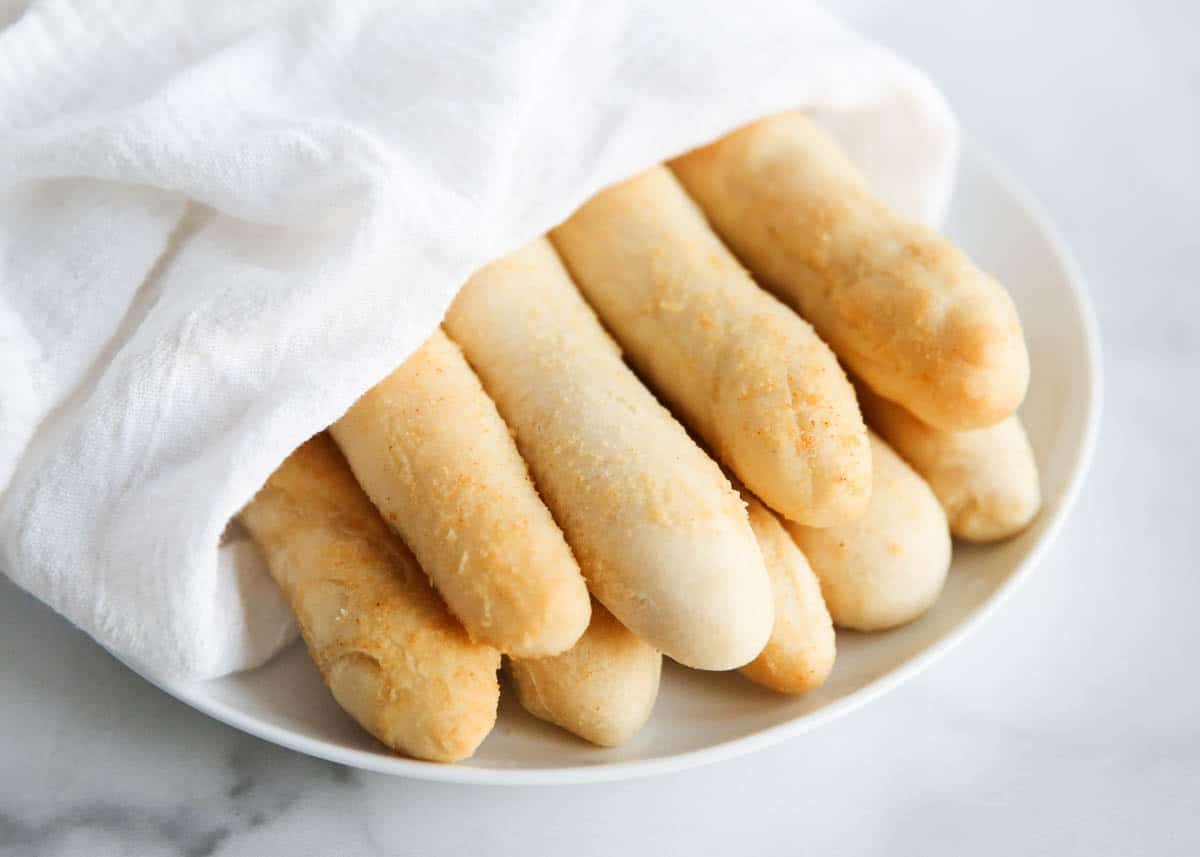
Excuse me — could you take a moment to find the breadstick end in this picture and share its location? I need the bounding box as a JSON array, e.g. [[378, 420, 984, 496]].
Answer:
[[328, 651, 499, 763]]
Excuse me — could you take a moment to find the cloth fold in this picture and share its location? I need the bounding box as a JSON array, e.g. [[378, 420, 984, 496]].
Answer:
[[0, 0, 957, 679]]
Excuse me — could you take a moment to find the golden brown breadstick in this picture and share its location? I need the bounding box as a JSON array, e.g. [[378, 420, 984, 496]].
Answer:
[[239, 435, 501, 763], [738, 489, 836, 694], [330, 330, 590, 658], [784, 432, 951, 631], [509, 602, 661, 747], [672, 111, 1029, 432], [443, 238, 773, 671], [550, 166, 870, 527], [855, 382, 1041, 542]]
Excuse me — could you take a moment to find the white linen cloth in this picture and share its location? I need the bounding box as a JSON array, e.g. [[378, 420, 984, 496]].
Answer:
[[0, 0, 957, 679]]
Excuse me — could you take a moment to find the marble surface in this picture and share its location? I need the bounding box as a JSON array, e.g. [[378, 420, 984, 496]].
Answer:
[[3, 1, 1198, 854]]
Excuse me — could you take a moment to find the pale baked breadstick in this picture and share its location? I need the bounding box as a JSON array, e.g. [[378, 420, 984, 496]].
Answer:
[[784, 432, 951, 631], [855, 382, 1040, 542], [672, 111, 1029, 432], [738, 489, 836, 694], [330, 330, 590, 658], [443, 238, 773, 671], [550, 166, 870, 527], [509, 602, 661, 747], [239, 435, 501, 763]]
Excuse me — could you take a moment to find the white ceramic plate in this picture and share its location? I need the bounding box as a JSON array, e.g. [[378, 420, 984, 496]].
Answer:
[[124, 142, 1101, 785]]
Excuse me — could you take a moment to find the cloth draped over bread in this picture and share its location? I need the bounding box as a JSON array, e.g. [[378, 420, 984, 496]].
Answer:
[[0, 0, 958, 679]]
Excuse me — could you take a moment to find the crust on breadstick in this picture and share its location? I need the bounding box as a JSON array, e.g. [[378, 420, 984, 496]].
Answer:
[[443, 238, 773, 671], [509, 601, 661, 747], [784, 432, 951, 632], [239, 435, 501, 763], [737, 489, 836, 694], [671, 111, 1029, 431], [855, 382, 1041, 542], [331, 330, 590, 658], [550, 166, 870, 527]]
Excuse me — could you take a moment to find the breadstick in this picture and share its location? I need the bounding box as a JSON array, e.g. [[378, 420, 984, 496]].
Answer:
[[855, 382, 1041, 542], [443, 238, 773, 671], [672, 111, 1029, 431], [738, 489, 836, 694], [238, 435, 501, 763], [330, 330, 590, 658], [550, 166, 870, 527], [784, 432, 951, 631], [509, 602, 661, 747]]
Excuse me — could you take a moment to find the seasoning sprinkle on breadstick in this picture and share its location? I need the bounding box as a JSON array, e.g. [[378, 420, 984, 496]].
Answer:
[[239, 435, 501, 763], [331, 330, 590, 658], [444, 238, 773, 671], [552, 166, 870, 527], [672, 111, 1029, 431]]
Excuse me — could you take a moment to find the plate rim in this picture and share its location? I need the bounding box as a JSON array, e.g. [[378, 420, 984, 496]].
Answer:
[[121, 141, 1103, 785]]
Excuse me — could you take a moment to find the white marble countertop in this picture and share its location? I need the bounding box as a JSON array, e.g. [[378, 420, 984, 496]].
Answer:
[[3, 1, 1198, 855]]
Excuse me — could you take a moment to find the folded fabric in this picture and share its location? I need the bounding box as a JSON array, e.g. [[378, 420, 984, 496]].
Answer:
[[0, 0, 957, 679]]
